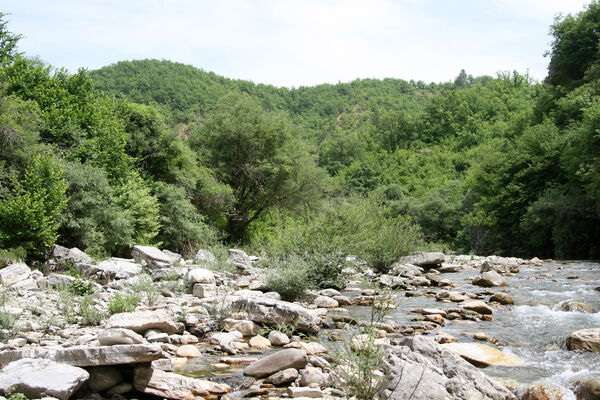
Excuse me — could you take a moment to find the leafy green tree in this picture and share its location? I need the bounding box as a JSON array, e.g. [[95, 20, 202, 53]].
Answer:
[[0, 13, 21, 66]]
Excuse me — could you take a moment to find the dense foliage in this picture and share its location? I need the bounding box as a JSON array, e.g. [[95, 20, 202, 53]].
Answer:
[[1, 2, 599, 268]]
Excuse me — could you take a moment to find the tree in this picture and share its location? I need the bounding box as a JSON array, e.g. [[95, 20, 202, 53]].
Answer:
[[0, 13, 21, 66], [191, 94, 326, 241]]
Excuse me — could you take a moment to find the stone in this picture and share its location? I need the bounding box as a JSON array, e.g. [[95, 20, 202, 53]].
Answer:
[[439, 264, 461, 273], [461, 300, 493, 315], [333, 295, 353, 305], [106, 383, 133, 396], [244, 349, 308, 378], [192, 283, 217, 298], [0, 358, 89, 400], [319, 288, 341, 297], [230, 296, 323, 333], [440, 342, 527, 367], [299, 342, 328, 355], [87, 366, 123, 392], [195, 249, 216, 264], [106, 310, 178, 334], [10, 278, 37, 290], [520, 384, 564, 400], [378, 335, 517, 400], [481, 256, 520, 274], [268, 331, 290, 346], [132, 245, 172, 268], [313, 296, 338, 308], [473, 271, 508, 287], [221, 319, 260, 337], [0, 344, 163, 367], [489, 292, 514, 305], [249, 335, 271, 350], [566, 328, 600, 352], [209, 331, 244, 347], [85, 258, 142, 281], [287, 386, 322, 398], [176, 344, 201, 358], [390, 263, 424, 278], [134, 367, 231, 399], [264, 368, 299, 386], [398, 252, 445, 267], [299, 366, 325, 387], [97, 328, 146, 346], [187, 268, 215, 284], [449, 292, 470, 302], [0, 263, 31, 286], [435, 332, 457, 344], [573, 375, 600, 400], [560, 301, 594, 313]]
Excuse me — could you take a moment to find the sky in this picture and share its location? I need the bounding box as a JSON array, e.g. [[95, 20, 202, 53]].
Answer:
[[2, 0, 591, 87]]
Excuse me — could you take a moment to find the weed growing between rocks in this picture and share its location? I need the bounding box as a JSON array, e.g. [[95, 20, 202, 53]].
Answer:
[[107, 292, 140, 315], [204, 288, 232, 329], [79, 295, 106, 326], [0, 289, 19, 341], [130, 273, 160, 305]]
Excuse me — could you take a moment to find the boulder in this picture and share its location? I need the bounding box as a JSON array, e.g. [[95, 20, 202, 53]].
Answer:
[[461, 300, 493, 315], [86, 258, 142, 281], [439, 264, 462, 273], [560, 301, 594, 313], [566, 328, 600, 352], [0, 263, 31, 286], [244, 349, 308, 378], [176, 345, 201, 358], [249, 335, 271, 350], [221, 319, 260, 337], [398, 252, 445, 267], [97, 328, 146, 346], [481, 256, 520, 274], [0, 358, 89, 400], [87, 366, 123, 392], [0, 344, 163, 367], [378, 335, 517, 400], [288, 386, 322, 398], [192, 283, 217, 298], [313, 296, 338, 308], [440, 342, 526, 367], [473, 271, 508, 287], [268, 331, 290, 346], [106, 310, 178, 334], [389, 263, 424, 278], [187, 268, 215, 284], [489, 292, 514, 305], [131, 245, 171, 268], [572, 375, 600, 400], [264, 368, 298, 386], [520, 384, 564, 400], [134, 367, 231, 399], [230, 296, 323, 333]]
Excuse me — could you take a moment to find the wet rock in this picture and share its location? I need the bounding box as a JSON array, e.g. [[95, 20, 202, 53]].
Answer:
[[97, 328, 146, 346], [244, 349, 308, 378], [435, 332, 457, 344], [572, 375, 600, 400], [481, 256, 520, 274], [0, 358, 89, 400], [313, 296, 338, 308], [566, 328, 600, 352], [0, 344, 163, 367], [264, 367, 298, 386], [398, 252, 445, 267], [187, 268, 215, 284], [489, 292, 514, 305], [87, 366, 123, 392], [249, 335, 271, 350], [560, 301, 594, 313], [268, 331, 290, 346], [439, 264, 461, 273], [441, 342, 526, 367], [412, 276, 431, 286], [461, 300, 493, 315], [287, 386, 322, 398], [106, 310, 177, 334], [390, 263, 424, 278], [0, 263, 31, 287], [176, 344, 201, 358], [473, 271, 508, 287], [379, 335, 516, 400], [134, 367, 231, 399], [520, 384, 564, 400], [230, 296, 323, 333]]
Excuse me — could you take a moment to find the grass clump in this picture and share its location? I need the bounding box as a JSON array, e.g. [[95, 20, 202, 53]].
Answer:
[[130, 273, 160, 305], [265, 257, 311, 302], [0, 247, 26, 268], [79, 295, 106, 325], [108, 292, 140, 315]]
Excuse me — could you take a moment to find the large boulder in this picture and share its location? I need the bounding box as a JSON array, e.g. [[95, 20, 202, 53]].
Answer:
[[187, 268, 215, 284], [572, 375, 600, 400], [560, 301, 594, 313], [481, 256, 520, 274], [230, 296, 323, 333], [0, 263, 31, 287], [440, 342, 527, 367], [389, 263, 424, 278], [566, 328, 600, 352], [472, 271, 508, 287], [398, 252, 445, 267], [106, 310, 178, 334], [132, 245, 172, 268], [244, 349, 308, 378], [82, 258, 142, 281], [0, 358, 89, 400], [378, 336, 517, 400], [134, 367, 231, 399], [0, 344, 163, 367], [97, 328, 146, 346]]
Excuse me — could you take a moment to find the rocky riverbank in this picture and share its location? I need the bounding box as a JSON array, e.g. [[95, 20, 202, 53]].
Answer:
[[0, 246, 597, 400]]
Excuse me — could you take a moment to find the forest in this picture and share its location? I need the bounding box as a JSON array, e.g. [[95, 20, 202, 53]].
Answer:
[[1, 1, 599, 291]]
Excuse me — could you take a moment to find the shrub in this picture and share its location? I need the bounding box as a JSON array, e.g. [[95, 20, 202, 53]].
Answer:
[[265, 257, 311, 302], [0, 247, 26, 268], [130, 274, 160, 305], [79, 295, 106, 326], [108, 292, 140, 315]]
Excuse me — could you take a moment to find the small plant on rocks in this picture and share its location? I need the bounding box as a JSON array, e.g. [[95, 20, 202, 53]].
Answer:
[[130, 273, 160, 305], [79, 295, 106, 326], [108, 292, 140, 315]]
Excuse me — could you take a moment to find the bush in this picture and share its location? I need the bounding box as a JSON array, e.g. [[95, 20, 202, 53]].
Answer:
[[79, 295, 106, 326], [130, 274, 160, 305], [108, 292, 140, 315], [266, 257, 311, 302], [0, 247, 26, 268]]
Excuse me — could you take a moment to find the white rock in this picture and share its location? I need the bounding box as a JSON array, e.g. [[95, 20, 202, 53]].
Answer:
[[0, 263, 31, 286], [106, 310, 178, 334], [187, 268, 215, 284], [97, 328, 146, 346], [192, 283, 217, 298]]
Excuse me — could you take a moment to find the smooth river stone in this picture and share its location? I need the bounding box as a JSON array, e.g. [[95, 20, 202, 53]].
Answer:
[[441, 342, 527, 367]]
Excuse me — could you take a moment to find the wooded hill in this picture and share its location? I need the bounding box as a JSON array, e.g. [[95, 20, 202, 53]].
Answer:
[[1, 1, 599, 270]]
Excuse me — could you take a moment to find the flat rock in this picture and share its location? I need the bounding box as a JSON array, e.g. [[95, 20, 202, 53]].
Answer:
[[0, 263, 31, 286], [244, 349, 308, 378], [230, 296, 323, 333], [566, 328, 600, 352], [134, 367, 231, 399], [97, 328, 146, 346], [398, 252, 445, 267], [441, 342, 527, 367], [0, 358, 88, 400], [83, 258, 142, 280], [132, 245, 171, 268], [106, 310, 177, 334], [489, 292, 514, 305], [264, 367, 298, 386], [0, 344, 163, 367], [473, 271, 508, 287], [287, 386, 322, 398], [461, 300, 493, 315]]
